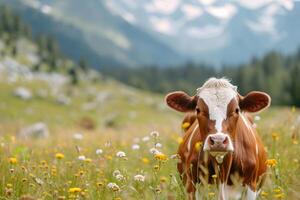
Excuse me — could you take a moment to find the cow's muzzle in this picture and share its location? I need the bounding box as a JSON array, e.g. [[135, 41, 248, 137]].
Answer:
[[203, 133, 234, 164]]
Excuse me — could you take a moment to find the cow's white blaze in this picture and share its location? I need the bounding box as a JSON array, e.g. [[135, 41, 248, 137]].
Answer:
[[198, 87, 236, 132], [198, 86, 236, 152]]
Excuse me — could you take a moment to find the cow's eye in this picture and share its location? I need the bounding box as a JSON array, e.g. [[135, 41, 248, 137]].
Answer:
[[196, 108, 200, 113], [235, 108, 240, 114]]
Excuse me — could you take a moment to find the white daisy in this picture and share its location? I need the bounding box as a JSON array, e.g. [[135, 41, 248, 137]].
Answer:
[[149, 148, 160, 155], [116, 151, 126, 158], [113, 170, 121, 177], [150, 131, 159, 138], [142, 136, 150, 142], [116, 174, 125, 181], [96, 149, 103, 155], [254, 115, 261, 121], [107, 182, 120, 191], [134, 174, 145, 182], [73, 133, 83, 140], [132, 144, 140, 150], [155, 143, 162, 148], [78, 155, 86, 161]]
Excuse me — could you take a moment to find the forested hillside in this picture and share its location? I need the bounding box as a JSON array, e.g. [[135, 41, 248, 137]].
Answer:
[[0, 5, 88, 84], [101, 50, 300, 106]]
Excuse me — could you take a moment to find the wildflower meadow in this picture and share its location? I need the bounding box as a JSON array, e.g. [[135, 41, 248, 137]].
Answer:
[[0, 80, 300, 200], [1, 112, 300, 199]]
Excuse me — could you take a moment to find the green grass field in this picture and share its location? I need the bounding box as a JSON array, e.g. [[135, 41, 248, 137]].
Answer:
[[0, 78, 299, 199]]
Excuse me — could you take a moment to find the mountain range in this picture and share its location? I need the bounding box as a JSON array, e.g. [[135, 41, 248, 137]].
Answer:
[[1, 0, 300, 68]]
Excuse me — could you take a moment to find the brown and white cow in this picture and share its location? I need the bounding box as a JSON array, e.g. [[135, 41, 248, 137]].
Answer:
[[165, 78, 270, 200]]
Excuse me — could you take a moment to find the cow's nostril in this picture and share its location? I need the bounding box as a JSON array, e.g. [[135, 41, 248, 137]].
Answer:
[[223, 137, 228, 144], [209, 137, 215, 145]]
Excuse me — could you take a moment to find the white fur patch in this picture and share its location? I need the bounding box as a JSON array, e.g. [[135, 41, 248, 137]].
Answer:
[[226, 185, 243, 200], [187, 124, 199, 151], [219, 183, 226, 200], [246, 187, 257, 200], [219, 179, 245, 200], [195, 188, 200, 200]]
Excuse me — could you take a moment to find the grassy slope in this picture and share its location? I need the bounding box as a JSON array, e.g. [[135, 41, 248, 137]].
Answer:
[[0, 77, 299, 199], [0, 77, 181, 134]]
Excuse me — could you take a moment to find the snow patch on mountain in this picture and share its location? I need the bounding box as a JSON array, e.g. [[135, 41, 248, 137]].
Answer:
[[181, 4, 203, 20], [145, 0, 181, 15], [205, 4, 237, 20], [246, 2, 293, 38]]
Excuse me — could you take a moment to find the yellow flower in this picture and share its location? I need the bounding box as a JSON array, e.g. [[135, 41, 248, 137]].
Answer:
[[208, 192, 215, 197], [292, 140, 298, 145], [106, 155, 113, 160], [273, 188, 281, 193], [142, 158, 150, 164], [51, 168, 57, 176], [11, 136, 16, 143], [55, 153, 64, 159], [9, 157, 17, 164], [41, 160, 47, 165], [84, 158, 92, 163], [160, 176, 167, 183], [274, 193, 284, 199], [97, 182, 104, 187], [266, 159, 277, 167], [292, 106, 296, 113], [211, 174, 217, 179], [182, 122, 190, 130], [261, 191, 268, 197], [272, 132, 279, 141], [154, 165, 160, 171], [177, 137, 183, 144], [114, 198, 122, 200], [79, 170, 84, 176], [6, 183, 13, 188], [194, 142, 203, 152], [68, 187, 82, 193], [155, 187, 162, 194], [154, 153, 167, 161]]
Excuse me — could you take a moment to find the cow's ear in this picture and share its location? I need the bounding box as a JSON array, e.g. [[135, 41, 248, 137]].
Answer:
[[239, 91, 271, 113], [165, 91, 198, 112]]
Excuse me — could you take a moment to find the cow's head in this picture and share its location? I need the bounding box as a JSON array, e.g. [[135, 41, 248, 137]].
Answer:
[[165, 78, 271, 163]]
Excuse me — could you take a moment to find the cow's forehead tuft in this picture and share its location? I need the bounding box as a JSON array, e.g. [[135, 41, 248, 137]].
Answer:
[[196, 77, 237, 95]]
